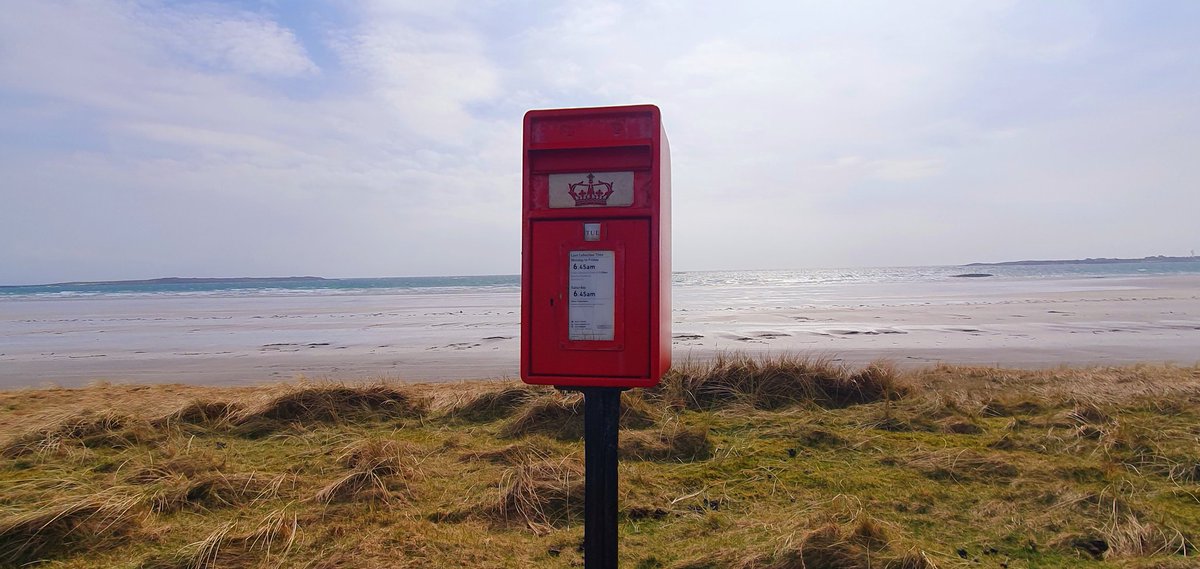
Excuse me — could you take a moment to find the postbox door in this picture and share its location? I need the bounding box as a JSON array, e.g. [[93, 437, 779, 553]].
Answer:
[[529, 218, 650, 378]]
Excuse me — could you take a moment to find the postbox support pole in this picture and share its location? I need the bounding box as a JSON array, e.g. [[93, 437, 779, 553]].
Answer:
[[582, 387, 621, 569]]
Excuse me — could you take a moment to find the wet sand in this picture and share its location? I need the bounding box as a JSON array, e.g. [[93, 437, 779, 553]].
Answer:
[[673, 275, 1200, 368], [1, 275, 1197, 388]]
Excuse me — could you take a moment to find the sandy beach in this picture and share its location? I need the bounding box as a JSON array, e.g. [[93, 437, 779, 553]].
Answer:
[[1, 274, 1197, 388]]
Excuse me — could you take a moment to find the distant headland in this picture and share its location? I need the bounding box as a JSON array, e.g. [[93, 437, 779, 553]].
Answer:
[[0, 276, 327, 289], [966, 255, 1199, 267]]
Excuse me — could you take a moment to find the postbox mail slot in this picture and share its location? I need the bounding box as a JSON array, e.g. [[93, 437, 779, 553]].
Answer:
[[528, 114, 656, 145], [528, 145, 652, 174], [528, 218, 650, 378]]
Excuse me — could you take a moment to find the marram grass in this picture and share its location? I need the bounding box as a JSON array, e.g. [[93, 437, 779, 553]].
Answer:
[[0, 357, 1198, 568]]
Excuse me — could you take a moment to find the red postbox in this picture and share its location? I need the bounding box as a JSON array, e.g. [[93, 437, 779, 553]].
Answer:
[[521, 105, 671, 388]]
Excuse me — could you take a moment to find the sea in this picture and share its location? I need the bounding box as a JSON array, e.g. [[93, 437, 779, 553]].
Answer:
[[3, 260, 1198, 386], [2, 260, 1199, 300]]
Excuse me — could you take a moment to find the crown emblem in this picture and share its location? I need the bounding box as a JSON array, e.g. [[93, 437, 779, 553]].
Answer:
[[568, 173, 614, 206]]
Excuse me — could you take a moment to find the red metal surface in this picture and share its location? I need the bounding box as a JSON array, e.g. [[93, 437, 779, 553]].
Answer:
[[521, 105, 671, 388]]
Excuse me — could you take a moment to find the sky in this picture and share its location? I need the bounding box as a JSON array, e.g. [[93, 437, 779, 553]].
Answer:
[[2, 1, 1198, 285]]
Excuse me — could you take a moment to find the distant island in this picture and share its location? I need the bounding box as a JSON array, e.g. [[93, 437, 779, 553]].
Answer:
[[966, 255, 1199, 267], [0, 276, 327, 289]]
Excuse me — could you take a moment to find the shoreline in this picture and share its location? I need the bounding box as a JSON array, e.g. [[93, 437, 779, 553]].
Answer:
[[2, 274, 1197, 389]]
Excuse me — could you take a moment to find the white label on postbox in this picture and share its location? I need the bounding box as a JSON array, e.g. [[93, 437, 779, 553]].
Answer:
[[583, 223, 601, 241], [549, 172, 634, 208], [568, 250, 615, 341]]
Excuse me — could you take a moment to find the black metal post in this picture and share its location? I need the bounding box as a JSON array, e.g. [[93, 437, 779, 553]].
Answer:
[[582, 387, 621, 569]]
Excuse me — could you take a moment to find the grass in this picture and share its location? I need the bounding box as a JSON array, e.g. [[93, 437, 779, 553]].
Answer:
[[652, 354, 908, 410], [2, 411, 155, 458], [619, 422, 714, 462], [499, 391, 658, 440], [0, 356, 1198, 568], [312, 438, 419, 505], [485, 457, 585, 534], [0, 492, 141, 566]]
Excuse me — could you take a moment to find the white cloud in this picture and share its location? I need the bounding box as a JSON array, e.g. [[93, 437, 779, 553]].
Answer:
[[331, 4, 501, 142], [867, 158, 946, 181], [156, 7, 319, 77]]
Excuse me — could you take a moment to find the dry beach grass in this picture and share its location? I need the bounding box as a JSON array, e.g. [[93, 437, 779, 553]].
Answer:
[[1, 356, 1198, 567]]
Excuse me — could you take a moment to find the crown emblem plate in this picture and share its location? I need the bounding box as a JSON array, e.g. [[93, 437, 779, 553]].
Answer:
[[548, 171, 634, 208]]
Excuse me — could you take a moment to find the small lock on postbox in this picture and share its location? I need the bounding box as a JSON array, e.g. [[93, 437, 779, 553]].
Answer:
[[520, 105, 671, 388]]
